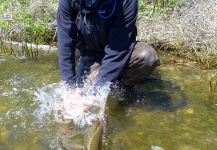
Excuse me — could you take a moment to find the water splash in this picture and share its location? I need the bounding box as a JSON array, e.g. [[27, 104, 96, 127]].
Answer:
[[34, 82, 111, 128]]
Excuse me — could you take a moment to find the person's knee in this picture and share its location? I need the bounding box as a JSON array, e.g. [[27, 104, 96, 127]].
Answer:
[[134, 42, 160, 68], [122, 42, 160, 86]]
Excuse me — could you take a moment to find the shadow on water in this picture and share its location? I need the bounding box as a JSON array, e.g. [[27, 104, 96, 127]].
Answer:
[[108, 77, 188, 115], [132, 78, 188, 112]]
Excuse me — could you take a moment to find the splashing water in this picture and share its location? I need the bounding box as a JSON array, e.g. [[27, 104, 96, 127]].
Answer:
[[34, 82, 111, 128]]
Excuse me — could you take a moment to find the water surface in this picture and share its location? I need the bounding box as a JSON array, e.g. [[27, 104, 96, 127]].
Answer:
[[0, 51, 217, 150]]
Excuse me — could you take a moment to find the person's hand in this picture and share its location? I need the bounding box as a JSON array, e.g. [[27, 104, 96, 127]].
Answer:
[[62, 88, 98, 119]]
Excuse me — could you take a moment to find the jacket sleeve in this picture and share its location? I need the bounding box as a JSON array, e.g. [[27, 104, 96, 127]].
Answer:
[[57, 0, 78, 83], [95, 0, 138, 85]]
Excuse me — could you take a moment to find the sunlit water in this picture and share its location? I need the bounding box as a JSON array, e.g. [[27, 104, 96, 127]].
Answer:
[[0, 51, 217, 150]]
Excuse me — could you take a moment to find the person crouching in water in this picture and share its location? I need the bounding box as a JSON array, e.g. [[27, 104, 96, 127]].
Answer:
[[57, 0, 161, 104]]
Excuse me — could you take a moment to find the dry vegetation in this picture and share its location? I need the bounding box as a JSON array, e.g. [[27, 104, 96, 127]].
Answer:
[[137, 0, 217, 68]]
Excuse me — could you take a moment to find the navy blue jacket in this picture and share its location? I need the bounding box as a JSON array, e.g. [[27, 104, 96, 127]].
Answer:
[[57, 0, 137, 85]]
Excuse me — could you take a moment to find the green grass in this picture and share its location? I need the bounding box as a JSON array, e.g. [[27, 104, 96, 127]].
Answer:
[[138, 0, 180, 14]]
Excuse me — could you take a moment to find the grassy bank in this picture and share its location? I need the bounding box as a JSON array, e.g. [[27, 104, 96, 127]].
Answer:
[[0, 0, 217, 69], [137, 0, 217, 69], [0, 0, 57, 58]]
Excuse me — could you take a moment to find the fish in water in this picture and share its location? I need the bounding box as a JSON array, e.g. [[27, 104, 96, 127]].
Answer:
[[84, 118, 103, 150], [83, 92, 109, 150]]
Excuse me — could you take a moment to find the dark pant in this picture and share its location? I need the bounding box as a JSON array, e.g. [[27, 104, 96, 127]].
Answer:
[[76, 41, 160, 86]]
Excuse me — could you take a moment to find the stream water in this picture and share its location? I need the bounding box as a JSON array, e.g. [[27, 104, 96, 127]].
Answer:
[[0, 50, 217, 150]]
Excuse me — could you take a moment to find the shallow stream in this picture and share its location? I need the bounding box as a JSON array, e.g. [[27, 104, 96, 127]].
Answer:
[[0, 51, 217, 150]]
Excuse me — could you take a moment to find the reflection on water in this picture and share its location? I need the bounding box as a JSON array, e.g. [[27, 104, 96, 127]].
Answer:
[[0, 51, 217, 149]]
